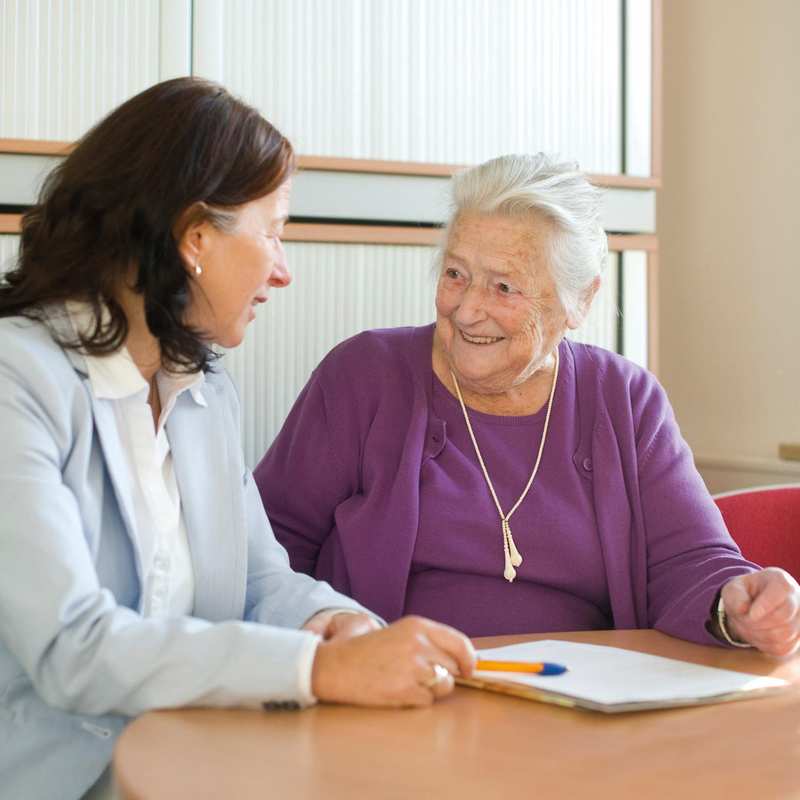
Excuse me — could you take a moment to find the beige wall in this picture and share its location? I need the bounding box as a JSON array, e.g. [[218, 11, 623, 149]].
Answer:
[[659, 0, 800, 493]]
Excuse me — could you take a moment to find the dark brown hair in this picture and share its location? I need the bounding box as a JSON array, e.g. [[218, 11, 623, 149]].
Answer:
[[0, 77, 295, 371]]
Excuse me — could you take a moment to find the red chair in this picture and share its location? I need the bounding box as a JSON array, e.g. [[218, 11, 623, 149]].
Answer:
[[714, 484, 800, 581]]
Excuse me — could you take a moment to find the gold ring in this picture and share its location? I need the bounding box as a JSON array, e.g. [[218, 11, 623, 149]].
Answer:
[[422, 663, 450, 689]]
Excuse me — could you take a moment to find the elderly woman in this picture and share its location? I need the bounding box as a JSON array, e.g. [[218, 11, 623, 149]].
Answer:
[[0, 78, 474, 800], [256, 154, 800, 656]]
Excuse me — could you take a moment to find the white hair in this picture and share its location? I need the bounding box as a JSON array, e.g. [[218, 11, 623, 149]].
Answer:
[[442, 153, 608, 320]]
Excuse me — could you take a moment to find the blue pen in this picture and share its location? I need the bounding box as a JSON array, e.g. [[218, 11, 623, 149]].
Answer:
[[476, 659, 568, 676]]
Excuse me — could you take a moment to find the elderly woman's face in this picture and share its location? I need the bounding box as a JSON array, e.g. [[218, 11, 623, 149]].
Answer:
[[182, 180, 292, 348], [435, 211, 570, 395]]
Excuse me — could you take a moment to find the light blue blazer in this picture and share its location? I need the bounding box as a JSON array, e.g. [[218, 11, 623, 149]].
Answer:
[[0, 310, 370, 800]]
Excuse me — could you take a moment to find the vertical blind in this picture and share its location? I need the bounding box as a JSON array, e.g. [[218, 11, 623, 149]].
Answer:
[[197, 0, 623, 172], [0, 0, 161, 139]]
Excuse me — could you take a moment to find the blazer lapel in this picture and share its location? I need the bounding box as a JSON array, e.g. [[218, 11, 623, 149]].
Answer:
[[166, 385, 247, 622], [47, 307, 146, 588], [87, 395, 146, 586]]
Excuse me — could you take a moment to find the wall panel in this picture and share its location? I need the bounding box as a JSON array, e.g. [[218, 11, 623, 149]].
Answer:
[[660, 0, 799, 490], [196, 0, 622, 173]]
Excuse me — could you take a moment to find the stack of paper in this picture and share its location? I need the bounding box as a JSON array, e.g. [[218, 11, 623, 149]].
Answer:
[[457, 640, 789, 713]]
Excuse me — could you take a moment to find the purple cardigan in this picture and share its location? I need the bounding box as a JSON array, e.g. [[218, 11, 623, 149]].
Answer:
[[255, 325, 757, 645]]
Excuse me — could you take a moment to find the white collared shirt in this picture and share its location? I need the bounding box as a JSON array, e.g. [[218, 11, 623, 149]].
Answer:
[[67, 302, 204, 618]]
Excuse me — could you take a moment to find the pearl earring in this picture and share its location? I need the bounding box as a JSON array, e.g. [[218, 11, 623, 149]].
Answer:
[[194, 260, 202, 276]]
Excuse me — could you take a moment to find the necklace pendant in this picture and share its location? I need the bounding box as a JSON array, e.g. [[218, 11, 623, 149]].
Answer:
[[503, 519, 523, 568], [502, 520, 522, 582]]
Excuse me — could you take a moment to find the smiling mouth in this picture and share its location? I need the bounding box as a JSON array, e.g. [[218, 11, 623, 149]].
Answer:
[[460, 330, 504, 345]]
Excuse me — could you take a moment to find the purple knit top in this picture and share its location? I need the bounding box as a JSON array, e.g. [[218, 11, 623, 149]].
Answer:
[[255, 325, 758, 644], [406, 365, 610, 636]]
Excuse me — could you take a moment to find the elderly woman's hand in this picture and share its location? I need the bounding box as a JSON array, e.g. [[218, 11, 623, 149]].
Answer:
[[311, 615, 476, 707], [303, 609, 381, 640], [721, 568, 800, 657]]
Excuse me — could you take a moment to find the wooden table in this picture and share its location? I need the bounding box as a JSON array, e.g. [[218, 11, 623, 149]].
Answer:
[[114, 630, 800, 799]]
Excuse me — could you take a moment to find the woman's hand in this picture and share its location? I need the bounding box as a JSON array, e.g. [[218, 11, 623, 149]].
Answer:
[[721, 568, 800, 657], [311, 615, 476, 707], [303, 610, 381, 641]]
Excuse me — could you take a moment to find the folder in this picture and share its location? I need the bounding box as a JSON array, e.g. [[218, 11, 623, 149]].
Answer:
[[456, 640, 789, 713]]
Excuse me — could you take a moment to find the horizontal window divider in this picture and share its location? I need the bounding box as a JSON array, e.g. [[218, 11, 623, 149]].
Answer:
[[284, 223, 442, 246], [0, 139, 661, 190], [0, 138, 74, 156], [288, 216, 441, 229], [1, 214, 658, 252], [0, 214, 20, 234], [607, 234, 658, 252]]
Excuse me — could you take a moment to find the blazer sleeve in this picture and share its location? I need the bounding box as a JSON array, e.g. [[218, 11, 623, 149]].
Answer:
[[0, 355, 354, 717], [632, 373, 759, 644], [254, 367, 359, 575]]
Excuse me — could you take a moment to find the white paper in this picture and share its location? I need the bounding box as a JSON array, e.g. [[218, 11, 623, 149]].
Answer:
[[475, 640, 788, 707]]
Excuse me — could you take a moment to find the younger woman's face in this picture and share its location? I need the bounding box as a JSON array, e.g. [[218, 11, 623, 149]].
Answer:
[[181, 180, 292, 348]]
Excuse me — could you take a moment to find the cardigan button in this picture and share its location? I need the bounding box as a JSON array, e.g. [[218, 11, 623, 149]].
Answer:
[[582, 457, 593, 471]]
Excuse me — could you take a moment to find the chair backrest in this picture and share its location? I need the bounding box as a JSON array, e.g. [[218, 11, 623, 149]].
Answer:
[[713, 484, 800, 581]]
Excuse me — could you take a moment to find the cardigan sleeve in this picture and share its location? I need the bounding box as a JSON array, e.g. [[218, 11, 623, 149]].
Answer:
[[632, 373, 759, 644], [254, 367, 360, 576]]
